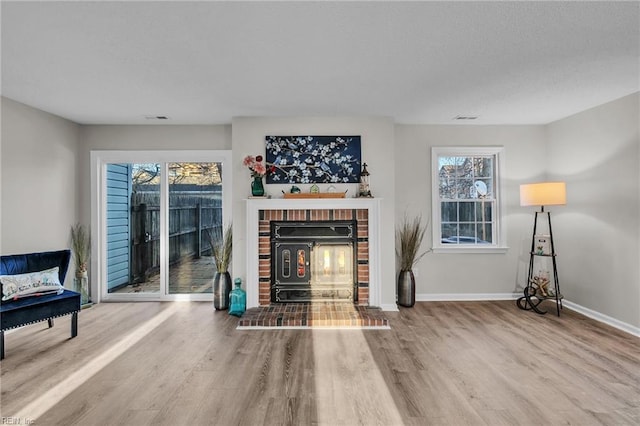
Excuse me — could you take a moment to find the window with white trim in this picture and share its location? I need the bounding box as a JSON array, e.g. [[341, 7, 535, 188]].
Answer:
[[431, 147, 506, 252]]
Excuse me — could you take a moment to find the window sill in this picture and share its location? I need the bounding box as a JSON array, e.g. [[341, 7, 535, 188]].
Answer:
[[432, 246, 509, 254]]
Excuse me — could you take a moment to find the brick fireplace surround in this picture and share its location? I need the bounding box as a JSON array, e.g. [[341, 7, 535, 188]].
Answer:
[[260, 208, 369, 305], [245, 198, 381, 309]]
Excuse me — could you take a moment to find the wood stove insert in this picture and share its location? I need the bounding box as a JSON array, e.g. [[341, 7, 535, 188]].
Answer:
[[271, 220, 357, 303]]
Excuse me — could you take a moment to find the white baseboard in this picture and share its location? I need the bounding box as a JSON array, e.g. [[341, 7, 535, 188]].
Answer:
[[563, 300, 640, 338], [379, 303, 399, 312], [416, 293, 520, 301]]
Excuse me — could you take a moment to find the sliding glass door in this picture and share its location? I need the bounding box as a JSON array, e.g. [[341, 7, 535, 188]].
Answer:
[[167, 162, 221, 295], [92, 151, 232, 302]]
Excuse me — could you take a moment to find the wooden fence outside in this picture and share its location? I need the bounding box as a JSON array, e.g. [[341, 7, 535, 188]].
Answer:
[[131, 193, 222, 283]]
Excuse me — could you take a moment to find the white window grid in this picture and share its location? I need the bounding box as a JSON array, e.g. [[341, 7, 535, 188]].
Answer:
[[431, 146, 507, 253]]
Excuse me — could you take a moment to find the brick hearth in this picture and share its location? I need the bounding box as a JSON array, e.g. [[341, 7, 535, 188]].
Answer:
[[237, 303, 389, 328]]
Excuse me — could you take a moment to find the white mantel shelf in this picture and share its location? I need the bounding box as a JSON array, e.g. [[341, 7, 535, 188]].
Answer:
[[245, 196, 380, 210], [245, 197, 382, 309]]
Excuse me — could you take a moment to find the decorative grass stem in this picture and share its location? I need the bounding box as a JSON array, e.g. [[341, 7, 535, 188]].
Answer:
[[206, 223, 233, 273], [70, 223, 91, 275], [396, 215, 428, 272]]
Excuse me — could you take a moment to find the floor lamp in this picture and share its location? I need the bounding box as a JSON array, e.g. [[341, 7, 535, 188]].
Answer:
[[517, 182, 566, 316]]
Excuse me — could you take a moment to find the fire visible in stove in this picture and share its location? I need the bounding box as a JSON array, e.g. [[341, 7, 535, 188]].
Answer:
[[313, 243, 352, 284], [271, 221, 357, 303]]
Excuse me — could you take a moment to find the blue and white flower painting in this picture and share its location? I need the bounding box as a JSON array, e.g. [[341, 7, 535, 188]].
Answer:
[[265, 136, 362, 184]]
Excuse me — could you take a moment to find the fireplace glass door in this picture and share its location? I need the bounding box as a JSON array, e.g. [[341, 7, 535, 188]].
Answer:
[[311, 243, 353, 287], [274, 243, 311, 284], [273, 242, 354, 303]]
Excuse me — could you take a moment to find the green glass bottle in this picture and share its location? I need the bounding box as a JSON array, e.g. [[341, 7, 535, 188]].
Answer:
[[229, 277, 247, 317], [251, 176, 264, 196]]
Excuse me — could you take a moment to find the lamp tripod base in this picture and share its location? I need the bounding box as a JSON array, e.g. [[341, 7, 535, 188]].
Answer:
[[517, 288, 548, 315], [516, 209, 563, 317]]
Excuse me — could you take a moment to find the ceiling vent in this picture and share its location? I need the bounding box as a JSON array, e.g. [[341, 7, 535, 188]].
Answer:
[[454, 115, 478, 120], [145, 116, 169, 120]]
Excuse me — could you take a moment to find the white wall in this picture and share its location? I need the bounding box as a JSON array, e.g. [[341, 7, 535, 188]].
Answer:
[[231, 117, 397, 307], [1, 98, 80, 283], [5, 94, 637, 327], [0, 98, 3, 254], [546, 93, 640, 328], [78, 124, 232, 224], [394, 124, 547, 295]]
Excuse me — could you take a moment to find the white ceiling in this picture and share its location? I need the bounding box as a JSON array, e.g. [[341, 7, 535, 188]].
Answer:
[[2, 1, 639, 125]]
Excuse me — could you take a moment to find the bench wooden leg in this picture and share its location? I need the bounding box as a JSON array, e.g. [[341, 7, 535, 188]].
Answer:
[[1, 330, 4, 360], [71, 312, 78, 338], [48, 318, 54, 328]]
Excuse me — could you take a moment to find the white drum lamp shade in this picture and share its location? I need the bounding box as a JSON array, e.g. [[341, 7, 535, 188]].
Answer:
[[520, 182, 566, 207]]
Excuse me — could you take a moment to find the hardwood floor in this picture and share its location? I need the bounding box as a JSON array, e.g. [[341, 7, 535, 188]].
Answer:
[[1, 301, 638, 425]]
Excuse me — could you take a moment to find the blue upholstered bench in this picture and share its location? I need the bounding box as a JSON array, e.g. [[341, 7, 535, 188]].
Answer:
[[0, 250, 81, 359]]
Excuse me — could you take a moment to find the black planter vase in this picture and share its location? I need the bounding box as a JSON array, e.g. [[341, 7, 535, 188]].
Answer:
[[397, 270, 416, 307], [213, 271, 232, 310]]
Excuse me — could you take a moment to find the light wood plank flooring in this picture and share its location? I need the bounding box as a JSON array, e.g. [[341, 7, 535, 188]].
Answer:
[[1, 301, 638, 425]]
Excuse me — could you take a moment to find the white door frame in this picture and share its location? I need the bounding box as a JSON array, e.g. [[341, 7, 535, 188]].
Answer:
[[90, 150, 232, 302]]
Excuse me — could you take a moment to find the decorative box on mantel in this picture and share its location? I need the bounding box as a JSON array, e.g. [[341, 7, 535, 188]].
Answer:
[[245, 198, 382, 309]]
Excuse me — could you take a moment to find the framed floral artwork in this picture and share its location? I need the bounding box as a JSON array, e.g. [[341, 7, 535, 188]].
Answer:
[[265, 135, 361, 184]]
